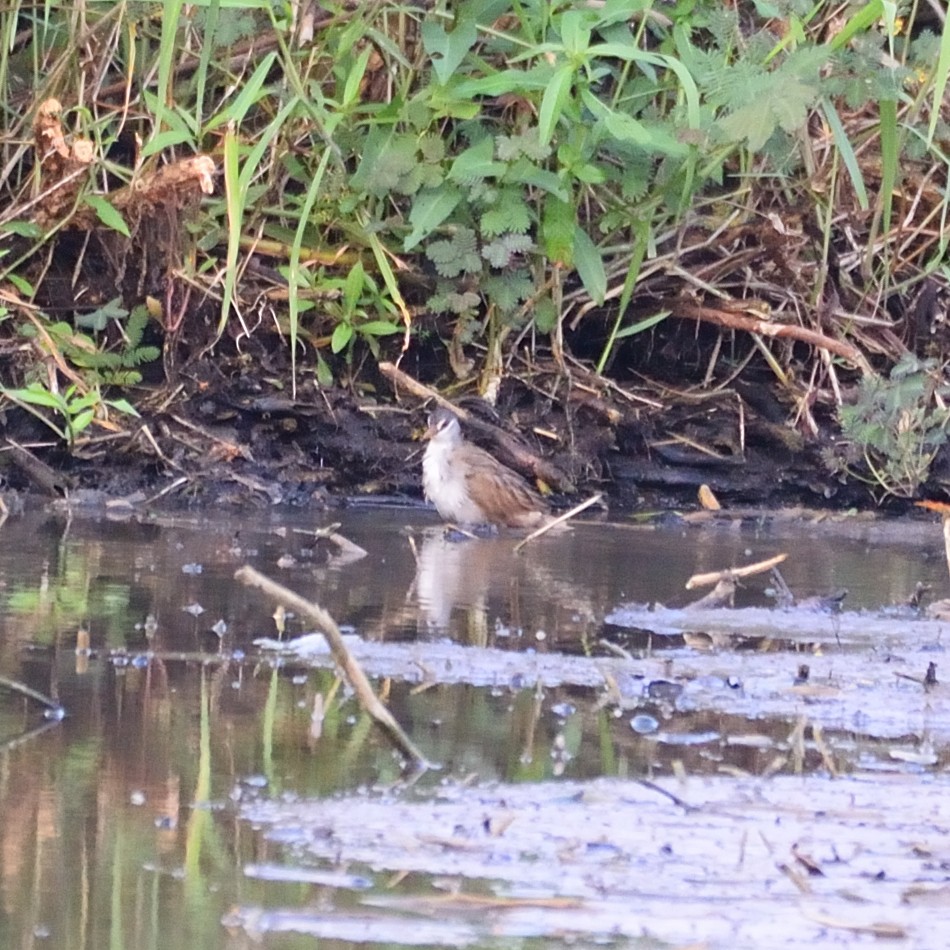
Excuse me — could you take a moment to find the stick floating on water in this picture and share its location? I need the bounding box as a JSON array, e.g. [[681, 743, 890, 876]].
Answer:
[[234, 565, 431, 771]]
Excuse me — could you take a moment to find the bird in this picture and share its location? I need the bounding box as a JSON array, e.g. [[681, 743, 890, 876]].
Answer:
[[422, 407, 549, 529]]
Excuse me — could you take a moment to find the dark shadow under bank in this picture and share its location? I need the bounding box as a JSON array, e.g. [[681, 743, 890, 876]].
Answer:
[[0, 358, 905, 513]]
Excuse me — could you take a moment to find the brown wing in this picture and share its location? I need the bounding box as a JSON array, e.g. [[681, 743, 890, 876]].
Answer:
[[460, 444, 547, 527]]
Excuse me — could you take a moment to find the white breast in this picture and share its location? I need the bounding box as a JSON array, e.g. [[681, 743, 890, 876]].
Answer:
[[423, 438, 485, 523]]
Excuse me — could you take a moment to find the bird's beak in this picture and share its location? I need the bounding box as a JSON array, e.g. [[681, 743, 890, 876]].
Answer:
[[424, 420, 438, 440]]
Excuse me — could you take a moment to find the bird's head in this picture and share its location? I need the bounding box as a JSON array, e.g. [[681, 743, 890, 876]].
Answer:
[[425, 408, 462, 443]]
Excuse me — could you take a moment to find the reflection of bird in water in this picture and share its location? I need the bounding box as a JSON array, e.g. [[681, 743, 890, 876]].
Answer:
[[409, 528, 600, 648], [422, 408, 549, 529], [412, 530, 500, 639]]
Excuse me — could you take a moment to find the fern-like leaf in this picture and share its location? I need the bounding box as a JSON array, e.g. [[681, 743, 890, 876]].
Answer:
[[427, 227, 481, 277], [428, 289, 480, 315], [482, 233, 533, 268], [480, 190, 532, 237]]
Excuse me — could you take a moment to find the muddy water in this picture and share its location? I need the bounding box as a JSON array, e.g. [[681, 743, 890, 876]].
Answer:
[[0, 505, 948, 949]]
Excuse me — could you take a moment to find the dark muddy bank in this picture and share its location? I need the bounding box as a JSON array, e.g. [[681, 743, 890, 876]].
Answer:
[[0, 346, 891, 514]]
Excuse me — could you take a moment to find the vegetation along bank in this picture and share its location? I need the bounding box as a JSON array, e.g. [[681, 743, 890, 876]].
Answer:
[[1, 1, 949, 513]]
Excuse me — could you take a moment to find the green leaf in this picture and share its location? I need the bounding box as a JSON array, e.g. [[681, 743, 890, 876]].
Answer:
[[829, 0, 884, 51], [480, 196, 532, 238], [342, 46, 373, 109], [105, 398, 140, 417], [67, 390, 101, 414], [68, 408, 96, 437], [820, 98, 869, 211], [205, 50, 278, 129], [405, 186, 463, 251], [75, 297, 128, 332], [315, 353, 334, 387], [558, 10, 592, 56], [8, 273, 35, 296], [427, 227, 482, 277], [331, 322, 353, 354], [505, 158, 568, 200], [452, 65, 554, 98], [534, 295, 559, 333], [84, 195, 131, 237], [358, 320, 401, 336], [421, 14, 478, 85], [927, 6, 950, 145], [140, 128, 195, 159], [343, 261, 365, 314], [573, 227, 606, 305], [2, 220, 44, 239], [482, 233, 533, 268], [5, 382, 65, 410], [879, 98, 897, 235], [449, 137, 505, 183], [541, 196, 575, 266], [539, 63, 575, 147], [613, 310, 670, 341]]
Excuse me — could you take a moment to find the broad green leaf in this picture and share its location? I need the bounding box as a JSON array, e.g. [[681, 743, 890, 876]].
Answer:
[[573, 226, 606, 305], [8, 274, 35, 296], [342, 46, 373, 109], [421, 14, 478, 85], [534, 296, 558, 333], [140, 128, 194, 158], [2, 220, 44, 239], [331, 322, 353, 354], [316, 353, 334, 387], [589, 45, 702, 130], [69, 408, 95, 436], [67, 390, 100, 414], [539, 63, 574, 147], [404, 186, 463, 251], [505, 159, 569, 200], [344, 262, 365, 313], [84, 196, 131, 237], [4, 383, 65, 410], [106, 398, 141, 417], [558, 11, 592, 55], [541, 195, 575, 266], [449, 137, 506, 182], [452, 66, 554, 98], [358, 320, 401, 336]]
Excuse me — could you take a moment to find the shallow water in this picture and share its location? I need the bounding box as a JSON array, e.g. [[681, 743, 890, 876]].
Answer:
[[0, 504, 949, 948]]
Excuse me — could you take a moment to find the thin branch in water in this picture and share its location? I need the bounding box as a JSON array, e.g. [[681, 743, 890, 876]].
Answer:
[[514, 493, 604, 553], [234, 565, 432, 772], [0, 675, 64, 714]]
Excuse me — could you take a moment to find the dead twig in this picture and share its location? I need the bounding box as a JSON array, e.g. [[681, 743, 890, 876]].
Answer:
[[670, 298, 873, 375], [234, 565, 431, 772], [514, 493, 604, 552], [0, 675, 64, 714], [685, 553, 788, 590]]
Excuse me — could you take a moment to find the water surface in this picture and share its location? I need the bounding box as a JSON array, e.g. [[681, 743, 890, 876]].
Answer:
[[0, 505, 947, 948]]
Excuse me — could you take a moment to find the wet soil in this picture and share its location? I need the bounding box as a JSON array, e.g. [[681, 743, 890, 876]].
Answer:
[[0, 338, 887, 515]]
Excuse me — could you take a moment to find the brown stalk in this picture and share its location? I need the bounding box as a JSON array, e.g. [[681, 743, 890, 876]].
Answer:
[[669, 299, 872, 374], [234, 565, 430, 771], [685, 553, 788, 590]]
